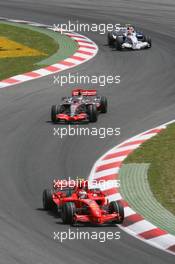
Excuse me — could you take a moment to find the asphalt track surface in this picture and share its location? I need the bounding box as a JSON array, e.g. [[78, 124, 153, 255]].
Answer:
[[0, 0, 175, 263]]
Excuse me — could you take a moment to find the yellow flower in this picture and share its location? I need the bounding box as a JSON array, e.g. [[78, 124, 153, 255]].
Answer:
[[0, 37, 46, 58]]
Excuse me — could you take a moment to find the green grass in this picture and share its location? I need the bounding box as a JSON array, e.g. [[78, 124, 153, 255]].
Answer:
[[124, 123, 175, 215], [0, 23, 58, 80]]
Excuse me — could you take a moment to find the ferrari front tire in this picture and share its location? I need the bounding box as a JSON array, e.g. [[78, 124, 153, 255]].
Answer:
[[61, 202, 76, 225], [42, 189, 55, 210], [109, 201, 124, 224]]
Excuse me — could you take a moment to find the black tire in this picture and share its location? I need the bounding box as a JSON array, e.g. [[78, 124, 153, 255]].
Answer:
[[143, 35, 152, 48], [88, 104, 98, 122], [61, 202, 76, 225], [51, 105, 59, 123], [100, 96, 107, 113], [42, 189, 55, 210], [107, 32, 114, 46], [109, 201, 124, 224], [115, 37, 123, 51]]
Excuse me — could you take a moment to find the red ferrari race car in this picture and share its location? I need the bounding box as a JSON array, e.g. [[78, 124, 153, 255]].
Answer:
[[42, 179, 124, 225], [51, 88, 107, 123]]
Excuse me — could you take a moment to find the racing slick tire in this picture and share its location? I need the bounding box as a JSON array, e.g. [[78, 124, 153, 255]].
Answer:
[[88, 104, 98, 122], [107, 32, 115, 46], [51, 104, 59, 123], [100, 96, 107, 113], [115, 36, 123, 51], [42, 189, 55, 210], [61, 202, 76, 225], [109, 201, 124, 224], [143, 35, 152, 48]]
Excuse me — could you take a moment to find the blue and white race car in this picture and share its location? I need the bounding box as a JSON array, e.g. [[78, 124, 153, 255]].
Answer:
[[107, 24, 151, 50]]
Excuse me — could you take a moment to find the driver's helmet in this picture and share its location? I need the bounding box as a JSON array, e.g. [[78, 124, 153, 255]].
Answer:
[[78, 190, 87, 199], [72, 97, 79, 103], [127, 26, 135, 35], [76, 90, 83, 100]]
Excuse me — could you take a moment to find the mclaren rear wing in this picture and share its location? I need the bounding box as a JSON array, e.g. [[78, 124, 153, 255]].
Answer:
[[72, 89, 97, 96]]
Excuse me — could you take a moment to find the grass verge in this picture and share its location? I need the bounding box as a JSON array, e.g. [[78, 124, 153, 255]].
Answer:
[[124, 123, 175, 215], [0, 23, 59, 80]]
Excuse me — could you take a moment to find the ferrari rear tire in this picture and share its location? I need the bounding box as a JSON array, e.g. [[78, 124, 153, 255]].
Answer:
[[88, 104, 98, 122], [100, 96, 107, 113], [61, 202, 76, 225], [42, 189, 55, 210], [109, 201, 124, 224], [51, 104, 59, 123]]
